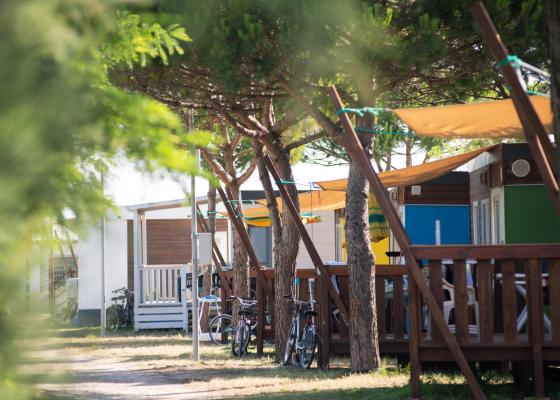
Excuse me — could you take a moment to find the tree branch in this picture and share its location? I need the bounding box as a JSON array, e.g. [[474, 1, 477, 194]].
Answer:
[[237, 157, 258, 185], [285, 130, 327, 152]]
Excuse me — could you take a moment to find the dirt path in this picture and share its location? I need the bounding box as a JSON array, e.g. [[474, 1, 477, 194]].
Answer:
[[23, 329, 410, 400]]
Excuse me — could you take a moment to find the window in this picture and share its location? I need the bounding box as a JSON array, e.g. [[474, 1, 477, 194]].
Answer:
[[472, 201, 479, 244], [52, 256, 77, 289], [480, 199, 490, 244], [491, 189, 502, 244]]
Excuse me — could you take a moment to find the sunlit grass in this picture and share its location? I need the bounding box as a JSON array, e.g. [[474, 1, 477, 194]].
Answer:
[[21, 326, 560, 400]]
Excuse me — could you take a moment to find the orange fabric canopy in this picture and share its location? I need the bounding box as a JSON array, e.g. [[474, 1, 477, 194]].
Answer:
[[316, 145, 494, 191], [394, 96, 552, 138]]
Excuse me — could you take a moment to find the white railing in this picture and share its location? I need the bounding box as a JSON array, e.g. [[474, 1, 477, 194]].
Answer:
[[137, 264, 187, 306]]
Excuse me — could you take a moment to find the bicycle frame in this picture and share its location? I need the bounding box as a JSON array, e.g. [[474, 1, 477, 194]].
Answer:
[[286, 297, 316, 358]]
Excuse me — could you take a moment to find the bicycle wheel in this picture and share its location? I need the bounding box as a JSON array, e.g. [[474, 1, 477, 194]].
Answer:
[[299, 324, 317, 369], [282, 320, 297, 366], [243, 322, 251, 354], [209, 314, 233, 345], [232, 321, 245, 357], [106, 305, 120, 331], [126, 304, 134, 328]]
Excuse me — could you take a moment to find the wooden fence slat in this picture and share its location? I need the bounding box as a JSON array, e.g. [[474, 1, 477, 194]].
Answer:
[[453, 260, 469, 343], [256, 279, 264, 357], [526, 259, 545, 397], [147, 269, 153, 303], [477, 260, 494, 343], [501, 260, 517, 343], [393, 275, 405, 340], [408, 277, 422, 398], [317, 276, 331, 369], [429, 260, 444, 343], [376, 276, 386, 340], [550, 259, 560, 345]]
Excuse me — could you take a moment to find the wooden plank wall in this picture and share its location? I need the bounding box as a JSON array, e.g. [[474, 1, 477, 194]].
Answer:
[[403, 184, 470, 205]]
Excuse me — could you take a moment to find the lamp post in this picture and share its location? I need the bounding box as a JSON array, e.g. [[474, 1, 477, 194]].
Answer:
[[100, 171, 106, 337], [189, 109, 200, 361]]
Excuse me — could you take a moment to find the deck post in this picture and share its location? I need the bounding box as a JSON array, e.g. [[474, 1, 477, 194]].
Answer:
[[256, 278, 264, 356], [132, 210, 142, 331], [328, 85, 486, 400], [526, 259, 545, 397], [408, 277, 422, 398], [262, 155, 350, 325], [181, 266, 188, 332], [317, 275, 331, 369]]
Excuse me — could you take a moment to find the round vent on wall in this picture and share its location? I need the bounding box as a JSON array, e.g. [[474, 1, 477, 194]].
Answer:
[[511, 159, 531, 178]]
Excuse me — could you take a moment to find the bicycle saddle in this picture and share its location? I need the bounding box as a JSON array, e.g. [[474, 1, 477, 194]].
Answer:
[[303, 309, 317, 317]]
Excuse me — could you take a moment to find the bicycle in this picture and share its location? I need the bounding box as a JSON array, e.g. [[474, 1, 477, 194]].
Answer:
[[282, 294, 318, 368], [106, 287, 134, 331], [208, 297, 271, 347], [208, 296, 258, 356]]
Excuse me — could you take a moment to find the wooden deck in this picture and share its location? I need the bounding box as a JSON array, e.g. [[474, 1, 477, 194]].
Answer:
[[222, 243, 560, 395]]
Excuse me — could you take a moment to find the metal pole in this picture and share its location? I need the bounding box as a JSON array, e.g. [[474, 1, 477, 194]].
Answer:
[[100, 172, 106, 337], [190, 110, 200, 361]]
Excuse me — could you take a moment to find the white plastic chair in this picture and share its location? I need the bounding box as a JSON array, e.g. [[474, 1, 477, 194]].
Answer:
[[442, 278, 480, 336]]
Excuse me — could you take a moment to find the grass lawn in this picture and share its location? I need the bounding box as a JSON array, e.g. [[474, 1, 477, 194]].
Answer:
[[20, 326, 560, 400]]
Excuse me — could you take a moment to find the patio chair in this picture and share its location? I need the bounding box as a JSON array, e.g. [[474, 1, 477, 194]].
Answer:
[[442, 278, 480, 336]]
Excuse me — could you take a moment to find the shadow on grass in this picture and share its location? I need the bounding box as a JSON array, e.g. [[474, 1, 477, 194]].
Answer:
[[239, 386, 410, 400], [43, 338, 191, 351], [238, 380, 554, 400]]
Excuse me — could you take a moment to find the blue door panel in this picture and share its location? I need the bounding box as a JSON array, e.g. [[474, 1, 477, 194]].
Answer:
[[404, 205, 470, 245]]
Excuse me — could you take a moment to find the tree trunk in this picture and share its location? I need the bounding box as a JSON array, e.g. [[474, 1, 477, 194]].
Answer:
[[257, 143, 300, 362], [548, 0, 560, 180], [200, 186, 216, 332], [385, 151, 392, 171], [405, 136, 413, 167], [229, 183, 249, 325], [345, 157, 381, 372]]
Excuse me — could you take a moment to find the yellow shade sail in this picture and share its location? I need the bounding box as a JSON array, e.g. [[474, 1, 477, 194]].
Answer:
[[316, 145, 494, 191], [253, 190, 347, 212], [393, 96, 552, 139], [222, 206, 323, 227]]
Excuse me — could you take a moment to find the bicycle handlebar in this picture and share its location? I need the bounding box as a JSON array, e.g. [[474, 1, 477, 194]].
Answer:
[[227, 296, 257, 307], [283, 294, 316, 306]]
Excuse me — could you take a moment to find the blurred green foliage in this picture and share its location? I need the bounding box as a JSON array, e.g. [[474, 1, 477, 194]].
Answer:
[[0, 1, 206, 398]]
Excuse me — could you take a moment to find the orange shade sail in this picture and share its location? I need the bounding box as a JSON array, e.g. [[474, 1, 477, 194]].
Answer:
[[393, 96, 552, 139], [316, 145, 494, 191]]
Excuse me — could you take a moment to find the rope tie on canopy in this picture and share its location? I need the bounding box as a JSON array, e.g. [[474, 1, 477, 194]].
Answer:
[[355, 126, 414, 137], [527, 90, 550, 97], [496, 55, 522, 69], [275, 179, 321, 190], [335, 107, 391, 117], [275, 179, 297, 185], [224, 199, 257, 205]]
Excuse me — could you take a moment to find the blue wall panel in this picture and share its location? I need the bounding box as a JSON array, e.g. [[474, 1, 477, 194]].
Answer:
[[404, 205, 471, 245]]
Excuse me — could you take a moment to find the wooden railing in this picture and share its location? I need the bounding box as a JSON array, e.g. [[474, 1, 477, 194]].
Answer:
[[138, 264, 186, 305], [221, 243, 560, 377], [409, 245, 560, 349]]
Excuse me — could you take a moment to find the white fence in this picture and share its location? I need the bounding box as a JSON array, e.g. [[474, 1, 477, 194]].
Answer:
[[138, 264, 186, 305], [134, 264, 188, 330]]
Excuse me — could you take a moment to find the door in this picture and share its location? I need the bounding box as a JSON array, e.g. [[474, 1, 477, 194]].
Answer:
[[248, 226, 272, 267]]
